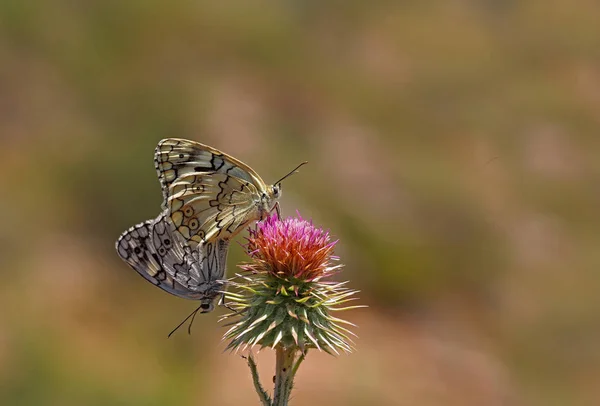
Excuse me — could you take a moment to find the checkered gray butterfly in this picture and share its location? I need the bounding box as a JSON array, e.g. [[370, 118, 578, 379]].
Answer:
[[116, 211, 229, 316]]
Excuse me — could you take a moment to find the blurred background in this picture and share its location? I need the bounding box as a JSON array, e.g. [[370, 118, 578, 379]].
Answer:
[[1, 1, 599, 405]]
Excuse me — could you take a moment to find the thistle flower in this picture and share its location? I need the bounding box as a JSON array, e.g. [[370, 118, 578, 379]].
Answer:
[[222, 214, 361, 355], [222, 214, 363, 405]]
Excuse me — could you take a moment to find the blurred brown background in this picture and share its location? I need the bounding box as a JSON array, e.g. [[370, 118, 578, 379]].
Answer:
[[1, 1, 599, 405]]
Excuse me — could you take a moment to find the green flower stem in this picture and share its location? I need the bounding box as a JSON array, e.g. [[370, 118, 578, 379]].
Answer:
[[246, 348, 306, 406], [273, 346, 301, 406]]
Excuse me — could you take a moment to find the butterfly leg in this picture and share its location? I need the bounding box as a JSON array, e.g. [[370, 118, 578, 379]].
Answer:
[[217, 290, 227, 307], [272, 201, 282, 220], [218, 293, 247, 316], [218, 294, 241, 313]]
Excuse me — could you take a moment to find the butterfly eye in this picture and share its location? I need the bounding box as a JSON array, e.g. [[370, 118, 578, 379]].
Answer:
[[272, 185, 281, 198]]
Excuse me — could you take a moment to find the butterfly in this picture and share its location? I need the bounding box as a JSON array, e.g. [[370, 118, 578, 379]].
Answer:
[[153, 138, 307, 247], [116, 139, 305, 331], [116, 211, 229, 314]]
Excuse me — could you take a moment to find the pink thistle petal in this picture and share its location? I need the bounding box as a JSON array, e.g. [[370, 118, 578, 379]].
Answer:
[[244, 214, 341, 282]]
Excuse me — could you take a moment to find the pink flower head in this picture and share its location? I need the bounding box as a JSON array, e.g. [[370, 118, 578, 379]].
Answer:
[[244, 213, 341, 282]]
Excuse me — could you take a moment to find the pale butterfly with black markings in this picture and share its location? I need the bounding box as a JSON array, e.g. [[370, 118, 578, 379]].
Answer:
[[154, 138, 307, 247], [116, 211, 229, 314]]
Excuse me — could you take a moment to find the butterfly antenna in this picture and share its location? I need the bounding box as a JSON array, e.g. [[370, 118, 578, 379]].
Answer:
[[167, 305, 202, 338], [274, 161, 308, 186], [187, 308, 200, 335]]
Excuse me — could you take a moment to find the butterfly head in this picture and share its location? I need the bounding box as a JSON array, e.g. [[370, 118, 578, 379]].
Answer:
[[199, 299, 215, 313], [269, 161, 308, 201], [271, 184, 282, 199], [199, 281, 227, 313]]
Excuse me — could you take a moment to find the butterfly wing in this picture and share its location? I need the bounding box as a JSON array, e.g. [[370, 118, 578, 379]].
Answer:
[[165, 171, 264, 244], [154, 138, 268, 206], [197, 238, 230, 287], [115, 213, 228, 302], [116, 218, 205, 299]]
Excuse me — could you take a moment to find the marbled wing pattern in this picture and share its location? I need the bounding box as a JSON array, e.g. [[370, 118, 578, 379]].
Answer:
[[116, 211, 229, 311], [153, 138, 279, 246]]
